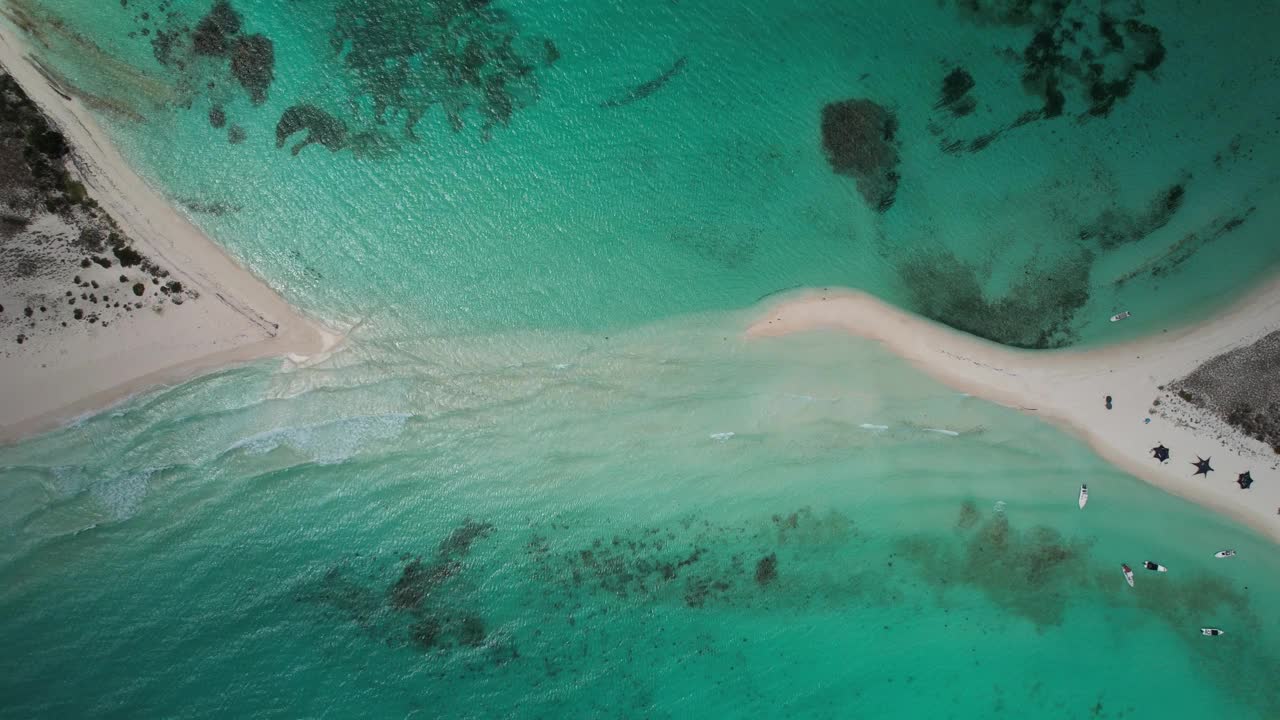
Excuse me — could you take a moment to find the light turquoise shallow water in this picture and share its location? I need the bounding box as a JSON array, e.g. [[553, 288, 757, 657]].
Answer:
[[4, 1, 1280, 717], [3, 324, 1280, 719]]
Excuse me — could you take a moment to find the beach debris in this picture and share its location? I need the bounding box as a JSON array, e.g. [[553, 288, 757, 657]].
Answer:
[[1151, 444, 1170, 462], [1201, 628, 1225, 636], [1192, 456, 1214, 476], [1237, 471, 1253, 489], [1214, 549, 1236, 558], [1105, 395, 1113, 410]]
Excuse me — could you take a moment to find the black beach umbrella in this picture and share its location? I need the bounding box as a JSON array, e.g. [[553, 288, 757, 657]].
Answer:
[[1193, 456, 1214, 476], [1151, 444, 1170, 462], [1237, 471, 1253, 489]]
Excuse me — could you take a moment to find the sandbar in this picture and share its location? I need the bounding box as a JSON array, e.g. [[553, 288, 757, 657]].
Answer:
[[748, 280, 1280, 543]]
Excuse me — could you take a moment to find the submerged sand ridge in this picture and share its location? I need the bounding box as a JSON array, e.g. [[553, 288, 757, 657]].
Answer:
[[0, 27, 336, 445], [748, 282, 1280, 543]]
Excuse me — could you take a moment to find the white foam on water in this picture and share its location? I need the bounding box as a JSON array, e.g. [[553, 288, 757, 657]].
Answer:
[[859, 423, 889, 431], [229, 412, 411, 465], [710, 432, 735, 441], [50, 465, 92, 499], [993, 500, 1008, 514], [89, 469, 154, 522], [923, 428, 960, 436]]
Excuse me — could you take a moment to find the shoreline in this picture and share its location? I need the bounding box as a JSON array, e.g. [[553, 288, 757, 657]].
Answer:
[[746, 276, 1280, 544], [0, 26, 339, 446]]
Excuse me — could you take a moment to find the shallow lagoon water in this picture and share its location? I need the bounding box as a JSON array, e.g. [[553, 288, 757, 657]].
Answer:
[[4, 1, 1280, 717], [3, 321, 1280, 718]]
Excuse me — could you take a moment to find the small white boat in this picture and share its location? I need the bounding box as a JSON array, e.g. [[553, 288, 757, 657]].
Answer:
[[1122, 563, 1135, 587], [1110, 311, 1132, 322], [1201, 628, 1225, 637], [1143, 561, 1168, 572], [1078, 484, 1088, 509], [1214, 550, 1236, 559]]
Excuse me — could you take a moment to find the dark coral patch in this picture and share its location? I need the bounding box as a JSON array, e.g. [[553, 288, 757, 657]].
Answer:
[[230, 34, 274, 106], [331, 0, 549, 140], [937, 67, 977, 117], [899, 249, 1092, 349], [754, 553, 778, 586], [276, 104, 348, 155], [130, 1, 273, 128], [191, 0, 242, 57], [938, 3, 1167, 153], [1080, 180, 1187, 249], [820, 99, 901, 212]]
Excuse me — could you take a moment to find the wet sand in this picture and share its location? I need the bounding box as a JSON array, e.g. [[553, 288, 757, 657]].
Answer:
[[748, 278, 1280, 544]]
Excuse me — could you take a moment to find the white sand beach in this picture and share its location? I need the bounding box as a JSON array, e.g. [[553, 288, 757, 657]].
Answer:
[[0, 28, 338, 445], [748, 281, 1280, 543]]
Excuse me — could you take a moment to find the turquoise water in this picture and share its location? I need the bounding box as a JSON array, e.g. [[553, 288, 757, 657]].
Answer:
[[6, 0, 1280, 345], [3, 324, 1280, 718], [4, 1, 1280, 717]]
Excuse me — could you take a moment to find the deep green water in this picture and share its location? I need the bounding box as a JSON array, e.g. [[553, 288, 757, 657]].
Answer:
[[4, 1, 1280, 717]]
